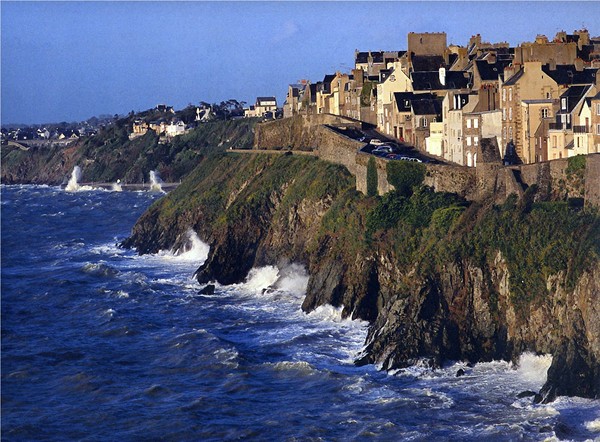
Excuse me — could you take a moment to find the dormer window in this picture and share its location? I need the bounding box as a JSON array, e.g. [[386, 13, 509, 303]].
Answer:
[[561, 98, 567, 110]]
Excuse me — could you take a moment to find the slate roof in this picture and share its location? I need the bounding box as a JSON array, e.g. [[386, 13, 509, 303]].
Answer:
[[371, 51, 384, 63], [503, 68, 524, 86], [355, 52, 369, 64], [558, 85, 592, 114], [411, 55, 446, 72], [542, 65, 598, 85], [394, 92, 435, 112], [322, 74, 336, 93], [475, 59, 512, 81], [257, 97, 277, 103], [411, 98, 443, 116], [411, 70, 471, 91]]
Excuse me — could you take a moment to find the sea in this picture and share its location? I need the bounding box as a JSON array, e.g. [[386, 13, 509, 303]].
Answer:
[[2, 184, 599, 441]]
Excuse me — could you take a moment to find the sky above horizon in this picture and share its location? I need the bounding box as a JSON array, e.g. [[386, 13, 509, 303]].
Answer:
[[2, 1, 600, 125]]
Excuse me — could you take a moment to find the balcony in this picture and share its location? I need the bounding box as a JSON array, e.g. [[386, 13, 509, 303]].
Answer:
[[573, 125, 589, 134], [549, 122, 572, 131]]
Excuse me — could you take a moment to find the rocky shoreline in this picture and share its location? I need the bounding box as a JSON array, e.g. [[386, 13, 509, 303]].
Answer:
[[122, 148, 600, 403]]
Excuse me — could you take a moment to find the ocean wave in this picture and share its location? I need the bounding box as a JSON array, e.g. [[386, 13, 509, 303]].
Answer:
[[81, 262, 119, 277]]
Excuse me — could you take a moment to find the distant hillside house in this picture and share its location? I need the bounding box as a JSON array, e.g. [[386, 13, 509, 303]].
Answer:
[[165, 120, 186, 137], [254, 97, 277, 117]]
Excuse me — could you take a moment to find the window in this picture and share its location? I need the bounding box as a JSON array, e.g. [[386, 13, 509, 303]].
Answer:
[[541, 108, 549, 118], [509, 88, 513, 101], [502, 89, 506, 102], [509, 127, 513, 140], [421, 118, 428, 127], [503, 127, 507, 140], [597, 124, 600, 135], [509, 108, 512, 121], [466, 136, 472, 146], [503, 109, 506, 121], [553, 135, 557, 148], [474, 136, 479, 146], [474, 118, 479, 129], [467, 119, 472, 129], [561, 98, 567, 110], [546, 92, 551, 99], [597, 103, 600, 115]]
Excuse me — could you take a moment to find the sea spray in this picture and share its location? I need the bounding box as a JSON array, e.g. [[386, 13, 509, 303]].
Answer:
[[174, 229, 210, 262], [149, 171, 164, 192], [112, 179, 123, 192], [272, 264, 310, 295], [156, 229, 210, 264], [243, 266, 280, 292], [65, 166, 82, 192]]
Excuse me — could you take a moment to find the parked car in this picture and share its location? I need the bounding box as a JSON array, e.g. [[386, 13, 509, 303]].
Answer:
[[369, 138, 385, 146], [372, 145, 394, 155]]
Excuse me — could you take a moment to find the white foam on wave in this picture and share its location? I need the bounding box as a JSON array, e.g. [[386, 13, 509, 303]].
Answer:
[[149, 170, 164, 193], [585, 418, 600, 432], [157, 229, 210, 264], [243, 266, 281, 292], [111, 180, 123, 192], [266, 360, 317, 375], [238, 264, 309, 297], [65, 166, 96, 192], [513, 352, 552, 387]]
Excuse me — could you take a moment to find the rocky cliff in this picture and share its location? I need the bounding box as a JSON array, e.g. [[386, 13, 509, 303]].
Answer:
[[123, 143, 600, 403], [1, 118, 256, 185]]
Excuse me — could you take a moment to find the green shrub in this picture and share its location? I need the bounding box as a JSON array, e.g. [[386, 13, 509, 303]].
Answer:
[[366, 157, 378, 197], [386, 161, 425, 197]]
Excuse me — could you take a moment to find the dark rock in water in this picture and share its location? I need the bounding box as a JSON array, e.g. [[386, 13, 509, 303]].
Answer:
[[516, 390, 537, 399], [199, 284, 215, 295], [539, 425, 553, 433], [455, 368, 465, 377], [536, 340, 600, 404]]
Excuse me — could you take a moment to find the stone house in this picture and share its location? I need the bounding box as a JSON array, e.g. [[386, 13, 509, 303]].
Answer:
[[519, 99, 557, 163], [254, 97, 278, 117], [548, 85, 597, 159], [411, 97, 443, 150], [377, 62, 413, 135], [283, 83, 307, 118], [499, 61, 598, 163]]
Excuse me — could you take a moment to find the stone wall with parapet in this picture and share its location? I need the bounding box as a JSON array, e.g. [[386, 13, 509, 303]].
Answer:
[[253, 115, 600, 207], [318, 126, 365, 176], [253, 114, 364, 151], [475, 154, 600, 206]]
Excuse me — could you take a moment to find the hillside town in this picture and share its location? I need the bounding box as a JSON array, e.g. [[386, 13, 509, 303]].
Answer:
[[273, 30, 600, 167]]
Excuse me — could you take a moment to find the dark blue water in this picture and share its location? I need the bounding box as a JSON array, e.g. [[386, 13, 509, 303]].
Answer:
[[2, 185, 599, 441]]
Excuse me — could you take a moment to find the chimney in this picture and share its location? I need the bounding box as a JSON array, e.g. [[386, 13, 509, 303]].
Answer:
[[548, 58, 557, 71], [439, 67, 446, 86], [574, 58, 584, 71]]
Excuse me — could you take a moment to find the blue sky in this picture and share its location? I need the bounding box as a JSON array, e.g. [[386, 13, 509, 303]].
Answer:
[[2, 1, 599, 124]]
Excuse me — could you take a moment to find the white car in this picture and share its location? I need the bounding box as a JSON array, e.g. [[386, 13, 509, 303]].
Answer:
[[369, 138, 385, 146]]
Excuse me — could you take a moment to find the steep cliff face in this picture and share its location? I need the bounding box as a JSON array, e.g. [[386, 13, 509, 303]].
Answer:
[[124, 150, 600, 402]]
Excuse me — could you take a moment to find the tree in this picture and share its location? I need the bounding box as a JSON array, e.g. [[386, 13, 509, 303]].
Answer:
[[367, 156, 378, 197]]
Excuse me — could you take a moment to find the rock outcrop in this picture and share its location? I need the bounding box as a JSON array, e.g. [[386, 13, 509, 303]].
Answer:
[[123, 147, 600, 403]]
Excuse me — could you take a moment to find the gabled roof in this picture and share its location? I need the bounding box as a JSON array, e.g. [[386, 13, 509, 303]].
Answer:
[[411, 55, 446, 72], [411, 98, 443, 116], [393, 92, 435, 112], [257, 96, 276, 103], [558, 85, 592, 114], [475, 59, 512, 81], [542, 65, 598, 85], [411, 70, 471, 91], [503, 68, 524, 86]]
